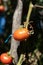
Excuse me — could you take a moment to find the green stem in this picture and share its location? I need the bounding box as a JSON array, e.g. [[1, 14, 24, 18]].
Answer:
[[17, 54, 25, 65], [25, 2, 33, 28]]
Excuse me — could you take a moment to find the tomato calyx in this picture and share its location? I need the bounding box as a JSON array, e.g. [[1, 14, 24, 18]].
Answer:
[[29, 30, 34, 35], [7, 51, 11, 56], [7, 51, 15, 60]]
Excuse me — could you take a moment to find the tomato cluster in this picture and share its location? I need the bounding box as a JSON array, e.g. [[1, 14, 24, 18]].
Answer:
[[0, 53, 12, 64]]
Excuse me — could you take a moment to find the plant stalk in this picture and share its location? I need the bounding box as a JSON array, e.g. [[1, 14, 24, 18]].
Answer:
[[25, 2, 33, 29]]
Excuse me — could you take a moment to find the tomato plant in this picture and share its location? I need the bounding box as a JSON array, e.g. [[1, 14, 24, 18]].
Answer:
[[0, 5, 5, 11], [0, 53, 12, 64], [13, 28, 30, 41]]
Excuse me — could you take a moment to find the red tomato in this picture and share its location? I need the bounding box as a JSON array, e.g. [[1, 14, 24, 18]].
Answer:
[[0, 53, 12, 64], [0, 57, 1, 60], [13, 28, 30, 41], [0, 5, 5, 11]]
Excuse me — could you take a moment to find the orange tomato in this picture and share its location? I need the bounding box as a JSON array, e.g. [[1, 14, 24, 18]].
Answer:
[[0, 5, 5, 11], [13, 28, 30, 41], [0, 53, 12, 64]]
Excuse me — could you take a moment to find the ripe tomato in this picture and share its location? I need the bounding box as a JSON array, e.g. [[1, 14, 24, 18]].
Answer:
[[13, 28, 30, 41], [0, 57, 1, 60], [0, 53, 12, 64], [0, 5, 5, 11]]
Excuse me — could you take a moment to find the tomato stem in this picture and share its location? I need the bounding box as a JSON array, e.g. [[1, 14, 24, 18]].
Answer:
[[24, 2, 33, 29], [17, 54, 26, 65], [7, 51, 11, 56]]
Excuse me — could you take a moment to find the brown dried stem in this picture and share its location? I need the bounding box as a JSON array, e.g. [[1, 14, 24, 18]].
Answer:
[[34, 4, 43, 8]]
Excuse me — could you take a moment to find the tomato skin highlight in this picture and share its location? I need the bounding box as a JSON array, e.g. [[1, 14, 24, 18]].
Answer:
[[0, 53, 12, 64], [0, 5, 5, 11], [13, 28, 30, 41]]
